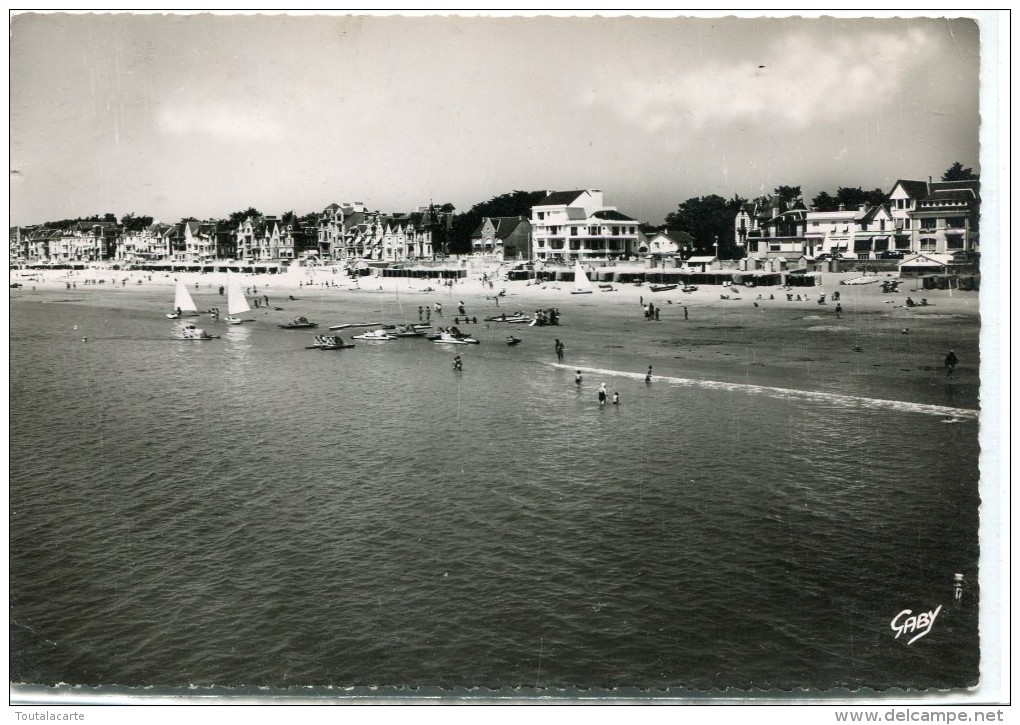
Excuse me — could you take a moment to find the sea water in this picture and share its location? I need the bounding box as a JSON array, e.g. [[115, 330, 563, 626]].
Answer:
[[9, 300, 980, 692]]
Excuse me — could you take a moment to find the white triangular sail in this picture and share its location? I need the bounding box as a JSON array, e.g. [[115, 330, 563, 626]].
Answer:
[[173, 281, 199, 313], [226, 272, 251, 317], [572, 261, 593, 294]]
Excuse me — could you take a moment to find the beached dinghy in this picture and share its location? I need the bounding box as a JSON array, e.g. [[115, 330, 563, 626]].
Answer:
[[352, 329, 396, 341], [279, 316, 318, 329], [571, 261, 593, 295], [306, 335, 355, 350], [328, 321, 383, 330], [430, 332, 479, 345]]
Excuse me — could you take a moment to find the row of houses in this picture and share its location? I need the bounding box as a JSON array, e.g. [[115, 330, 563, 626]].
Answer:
[[736, 178, 980, 261], [11, 177, 980, 267], [10, 202, 453, 266], [469, 178, 980, 266]]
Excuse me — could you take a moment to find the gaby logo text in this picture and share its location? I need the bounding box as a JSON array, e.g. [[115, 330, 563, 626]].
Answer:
[[890, 605, 942, 645]]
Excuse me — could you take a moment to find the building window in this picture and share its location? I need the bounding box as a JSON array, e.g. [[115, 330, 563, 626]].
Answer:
[[537, 212, 545, 220], [570, 227, 577, 236]]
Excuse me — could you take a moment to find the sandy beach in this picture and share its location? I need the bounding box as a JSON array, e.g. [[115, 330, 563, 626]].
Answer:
[[10, 264, 980, 411]]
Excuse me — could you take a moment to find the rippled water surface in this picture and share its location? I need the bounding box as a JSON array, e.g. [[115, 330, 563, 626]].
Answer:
[[10, 301, 980, 691]]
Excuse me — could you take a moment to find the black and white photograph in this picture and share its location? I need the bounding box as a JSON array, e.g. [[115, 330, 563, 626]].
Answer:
[[8, 9, 1007, 715]]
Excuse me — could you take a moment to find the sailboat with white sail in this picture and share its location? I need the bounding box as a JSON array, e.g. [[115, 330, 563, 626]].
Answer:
[[571, 260, 594, 295], [224, 272, 251, 325], [167, 280, 199, 318]]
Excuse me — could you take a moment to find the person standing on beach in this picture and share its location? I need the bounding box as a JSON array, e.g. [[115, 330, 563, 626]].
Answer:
[[555, 339, 564, 362], [435, 302, 442, 317], [575, 370, 583, 386], [683, 306, 689, 321], [598, 383, 608, 407], [945, 350, 959, 378], [453, 355, 463, 372], [612, 391, 620, 405], [645, 366, 653, 383], [458, 300, 466, 316], [835, 303, 843, 319]]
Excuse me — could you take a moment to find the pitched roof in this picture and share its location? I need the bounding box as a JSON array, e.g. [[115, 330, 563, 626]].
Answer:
[[893, 179, 980, 201], [494, 217, 527, 239], [654, 230, 695, 245], [533, 190, 589, 207], [591, 209, 635, 222]]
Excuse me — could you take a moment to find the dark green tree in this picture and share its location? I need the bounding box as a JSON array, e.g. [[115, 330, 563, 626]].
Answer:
[[120, 213, 154, 232], [811, 191, 838, 212], [228, 207, 262, 227], [942, 161, 978, 181], [773, 185, 802, 202], [447, 190, 545, 254], [833, 187, 888, 210], [664, 194, 746, 259]]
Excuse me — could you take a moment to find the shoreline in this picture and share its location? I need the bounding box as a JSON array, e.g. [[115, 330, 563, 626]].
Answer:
[[10, 266, 981, 411]]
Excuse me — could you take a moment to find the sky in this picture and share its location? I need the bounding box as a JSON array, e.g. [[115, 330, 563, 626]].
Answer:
[[9, 11, 987, 227]]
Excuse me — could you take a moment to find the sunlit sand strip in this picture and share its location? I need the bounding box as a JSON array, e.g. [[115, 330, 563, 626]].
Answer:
[[546, 363, 979, 420]]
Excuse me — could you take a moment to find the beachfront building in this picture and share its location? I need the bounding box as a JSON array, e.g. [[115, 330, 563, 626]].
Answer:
[[317, 202, 441, 263], [183, 220, 224, 264], [887, 178, 980, 255], [734, 195, 808, 251], [640, 229, 695, 259], [530, 189, 640, 262], [10, 226, 32, 264], [470, 216, 533, 260], [317, 202, 435, 262], [317, 202, 366, 262], [849, 204, 896, 259], [235, 215, 304, 262], [743, 204, 811, 260], [47, 221, 120, 263]]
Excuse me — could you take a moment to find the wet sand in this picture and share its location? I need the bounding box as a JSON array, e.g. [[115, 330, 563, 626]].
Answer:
[[9, 265, 980, 410]]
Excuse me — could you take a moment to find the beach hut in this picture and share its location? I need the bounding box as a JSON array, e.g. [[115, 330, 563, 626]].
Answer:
[[897, 253, 954, 278], [684, 255, 720, 274]]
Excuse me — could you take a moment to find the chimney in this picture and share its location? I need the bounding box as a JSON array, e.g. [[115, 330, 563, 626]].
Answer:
[[859, 203, 869, 212], [838, 203, 845, 212], [927, 176, 932, 195]]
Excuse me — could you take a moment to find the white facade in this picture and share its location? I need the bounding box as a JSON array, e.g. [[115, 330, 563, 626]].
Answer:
[[531, 190, 639, 262]]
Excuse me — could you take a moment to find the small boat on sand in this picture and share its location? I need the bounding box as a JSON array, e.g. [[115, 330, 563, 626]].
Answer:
[[649, 283, 678, 292], [306, 335, 355, 350], [571, 261, 594, 295], [391, 325, 426, 338], [431, 333, 479, 345], [352, 329, 396, 341], [506, 335, 522, 346], [279, 316, 318, 329], [484, 313, 532, 323], [328, 321, 383, 330]]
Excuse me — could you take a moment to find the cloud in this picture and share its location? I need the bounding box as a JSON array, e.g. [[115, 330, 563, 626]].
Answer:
[[582, 25, 944, 133], [157, 103, 284, 143]]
